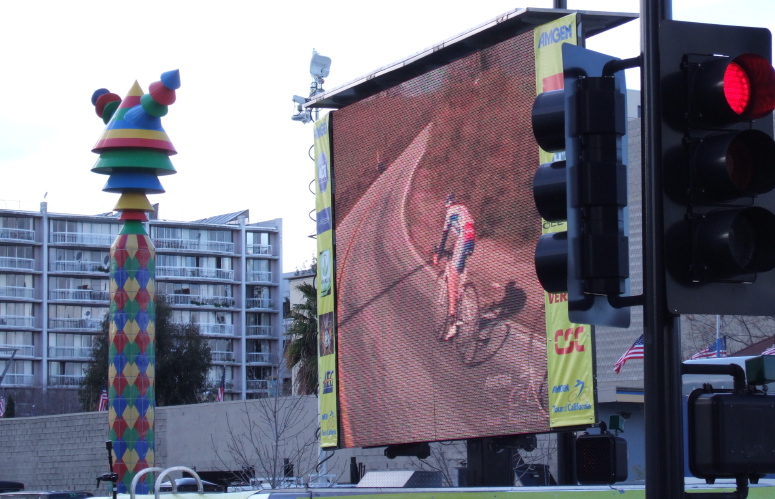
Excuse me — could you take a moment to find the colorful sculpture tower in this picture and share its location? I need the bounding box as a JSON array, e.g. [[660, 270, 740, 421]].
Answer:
[[90, 70, 180, 494]]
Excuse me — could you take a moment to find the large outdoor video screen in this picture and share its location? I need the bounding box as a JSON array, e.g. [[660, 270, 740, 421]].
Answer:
[[331, 29, 549, 448]]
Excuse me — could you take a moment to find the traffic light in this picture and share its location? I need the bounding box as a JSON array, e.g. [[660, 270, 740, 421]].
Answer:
[[575, 431, 628, 485], [532, 44, 630, 328], [660, 20, 775, 315], [687, 389, 775, 481]]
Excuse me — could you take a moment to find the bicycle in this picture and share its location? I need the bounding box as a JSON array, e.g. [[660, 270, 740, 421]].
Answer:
[[433, 246, 481, 363]]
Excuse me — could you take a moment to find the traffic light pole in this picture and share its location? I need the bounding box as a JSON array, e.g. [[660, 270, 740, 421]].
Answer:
[[641, 1, 685, 498]]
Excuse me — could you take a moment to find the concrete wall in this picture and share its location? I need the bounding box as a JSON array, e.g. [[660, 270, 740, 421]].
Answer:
[[0, 396, 475, 494]]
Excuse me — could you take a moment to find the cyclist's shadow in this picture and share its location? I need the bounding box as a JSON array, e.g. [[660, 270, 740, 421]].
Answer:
[[479, 281, 526, 328]]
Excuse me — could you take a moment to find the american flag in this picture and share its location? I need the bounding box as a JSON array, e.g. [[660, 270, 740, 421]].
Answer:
[[98, 389, 108, 412], [613, 334, 644, 374], [0, 396, 5, 418], [217, 366, 226, 402], [691, 336, 727, 359], [762, 344, 775, 356]]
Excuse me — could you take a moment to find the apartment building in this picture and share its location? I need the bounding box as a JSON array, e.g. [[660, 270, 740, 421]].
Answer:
[[0, 203, 285, 415]]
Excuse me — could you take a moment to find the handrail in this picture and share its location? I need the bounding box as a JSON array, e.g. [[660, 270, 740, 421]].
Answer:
[[154, 466, 205, 499], [130, 467, 164, 499]]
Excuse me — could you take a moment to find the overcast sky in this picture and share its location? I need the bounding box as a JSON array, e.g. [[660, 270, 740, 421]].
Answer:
[[1, 0, 772, 271]]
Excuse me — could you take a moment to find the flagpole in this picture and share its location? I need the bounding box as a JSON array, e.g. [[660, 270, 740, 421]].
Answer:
[[716, 315, 721, 358]]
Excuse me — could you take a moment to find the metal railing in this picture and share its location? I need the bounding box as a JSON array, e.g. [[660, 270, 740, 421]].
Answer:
[[156, 266, 234, 280], [0, 227, 35, 241], [245, 325, 272, 337], [246, 244, 272, 256], [211, 351, 235, 362], [246, 298, 273, 309], [153, 238, 234, 253], [48, 346, 92, 358], [0, 257, 35, 270], [0, 286, 35, 299], [246, 352, 271, 364], [48, 374, 85, 386], [48, 317, 102, 330], [49, 289, 110, 302], [51, 260, 109, 273], [246, 271, 272, 283], [163, 294, 234, 307], [0, 373, 34, 386], [0, 316, 35, 328], [50, 232, 116, 246], [246, 379, 270, 390], [196, 323, 235, 336], [0, 344, 34, 356]]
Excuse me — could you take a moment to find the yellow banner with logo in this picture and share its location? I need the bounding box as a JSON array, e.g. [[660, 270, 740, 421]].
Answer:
[[313, 113, 338, 447], [534, 14, 596, 428]]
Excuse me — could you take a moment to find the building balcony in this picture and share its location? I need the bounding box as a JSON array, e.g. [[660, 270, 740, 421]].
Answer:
[[246, 298, 274, 309], [246, 379, 270, 391], [0, 285, 35, 300], [48, 346, 92, 359], [48, 317, 102, 331], [156, 266, 234, 280], [196, 323, 235, 336], [245, 325, 273, 338], [48, 374, 85, 387], [1, 373, 34, 386], [0, 344, 35, 357], [212, 351, 235, 362], [0, 227, 35, 242], [0, 256, 35, 271], [246, 244, 273, 256], [51, 260, 109, 274], [246, 271, 272, 283], [50, 231, 116, 247], [153, 238, 235, 254], [164, 293, 234, 308], [0, 315, 35, 328], [246, 352, 271, 364], [49, 288, 110, 302]]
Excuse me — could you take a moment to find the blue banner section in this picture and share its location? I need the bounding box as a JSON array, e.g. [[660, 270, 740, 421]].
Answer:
[[317, 206, 332, 234]]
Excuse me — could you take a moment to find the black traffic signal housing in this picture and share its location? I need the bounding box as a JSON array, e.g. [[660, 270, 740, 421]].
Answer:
[[687, 388, 775, 482], [660, 20, 775, 315], [575, 431, 628, 485], [532, 43, 630, 328]]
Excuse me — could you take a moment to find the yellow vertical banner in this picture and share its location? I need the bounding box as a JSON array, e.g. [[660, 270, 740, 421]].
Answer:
[[313, 113, 338, 447], [534, 15, 596, 428]]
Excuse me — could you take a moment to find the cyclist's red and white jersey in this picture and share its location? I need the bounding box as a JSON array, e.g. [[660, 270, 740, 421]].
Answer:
[[443, 203, 475, 243]]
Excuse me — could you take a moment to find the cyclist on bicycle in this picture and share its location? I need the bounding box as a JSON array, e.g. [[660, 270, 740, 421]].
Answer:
[[433, 193, 476, 340]]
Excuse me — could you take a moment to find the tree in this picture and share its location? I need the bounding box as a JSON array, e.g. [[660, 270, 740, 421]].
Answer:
[[408, 441, 467, 486], [682, 314, 775, 358], [211, 394, 325, 489], [79, 296, 213, 409], [3, 395, 15, 418], [284, 281, 318, 395], [79, 313, 111, 410]]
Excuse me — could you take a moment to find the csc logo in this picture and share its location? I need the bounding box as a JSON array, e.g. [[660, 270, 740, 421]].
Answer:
[[554, 327, 586, 355]]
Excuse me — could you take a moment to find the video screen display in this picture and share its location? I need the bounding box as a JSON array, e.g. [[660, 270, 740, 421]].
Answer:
[[331, 29, 549, 448]]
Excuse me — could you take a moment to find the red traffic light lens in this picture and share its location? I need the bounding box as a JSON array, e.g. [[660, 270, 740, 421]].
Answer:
[[723, 54, 775, 120], [723, 62, 750, 115]]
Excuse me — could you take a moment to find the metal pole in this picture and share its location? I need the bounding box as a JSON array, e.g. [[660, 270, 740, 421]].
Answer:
[[641, 1, 684, 498]]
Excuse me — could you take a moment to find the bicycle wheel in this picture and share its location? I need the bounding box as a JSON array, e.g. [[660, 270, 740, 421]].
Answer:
[[467, 319, 510, 365], [453, 282, 480, 363], [435, 270, 450, 340]]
